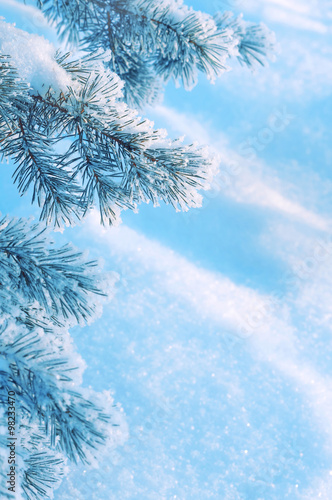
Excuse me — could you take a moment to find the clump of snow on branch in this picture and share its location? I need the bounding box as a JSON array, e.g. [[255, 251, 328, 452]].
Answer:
[[0, 19, 72, 97]]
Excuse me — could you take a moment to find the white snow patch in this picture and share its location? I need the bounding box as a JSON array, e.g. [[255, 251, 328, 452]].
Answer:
[[83, 216, 332, 448], [153, 104, 331, 232], [0, 19, 72, 96]]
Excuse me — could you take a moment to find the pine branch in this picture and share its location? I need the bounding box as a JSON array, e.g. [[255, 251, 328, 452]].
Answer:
[[31, 0, 275, 108], [89, 0, 231, 85], [32, 76, 215, 223], [0, 430, 65, 499], [0, 57, 82, 227], [0, 323, 110, 464], [32, 0, 233, 105], [0, 56, 28, 140], [0, 215, 122, 498], [0, 216, 107, 325], [0, 306, 124, 475], [214, 12, 276, 68], [1, 50, 216, 226], [22, 450, 64, 500]]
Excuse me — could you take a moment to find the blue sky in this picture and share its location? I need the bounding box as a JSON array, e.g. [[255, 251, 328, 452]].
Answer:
[[1, 0, 332, 498]]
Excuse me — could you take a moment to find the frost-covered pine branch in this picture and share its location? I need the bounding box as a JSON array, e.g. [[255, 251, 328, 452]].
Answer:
[[213, 12, 276, 68], [0, 5, 275, 227], [0, 216, 107, 323], [0, 216, 126, 499], [33, 0, 276, 107], [0, 22, 218, 227]]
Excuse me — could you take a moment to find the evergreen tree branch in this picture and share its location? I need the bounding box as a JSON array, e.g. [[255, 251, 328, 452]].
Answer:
[[214, 12, 276, 68], [31, 0, 275, 107], [0, 216, 107, 325], [0, 323, 110, 464], [1, 51, 217, 226]]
